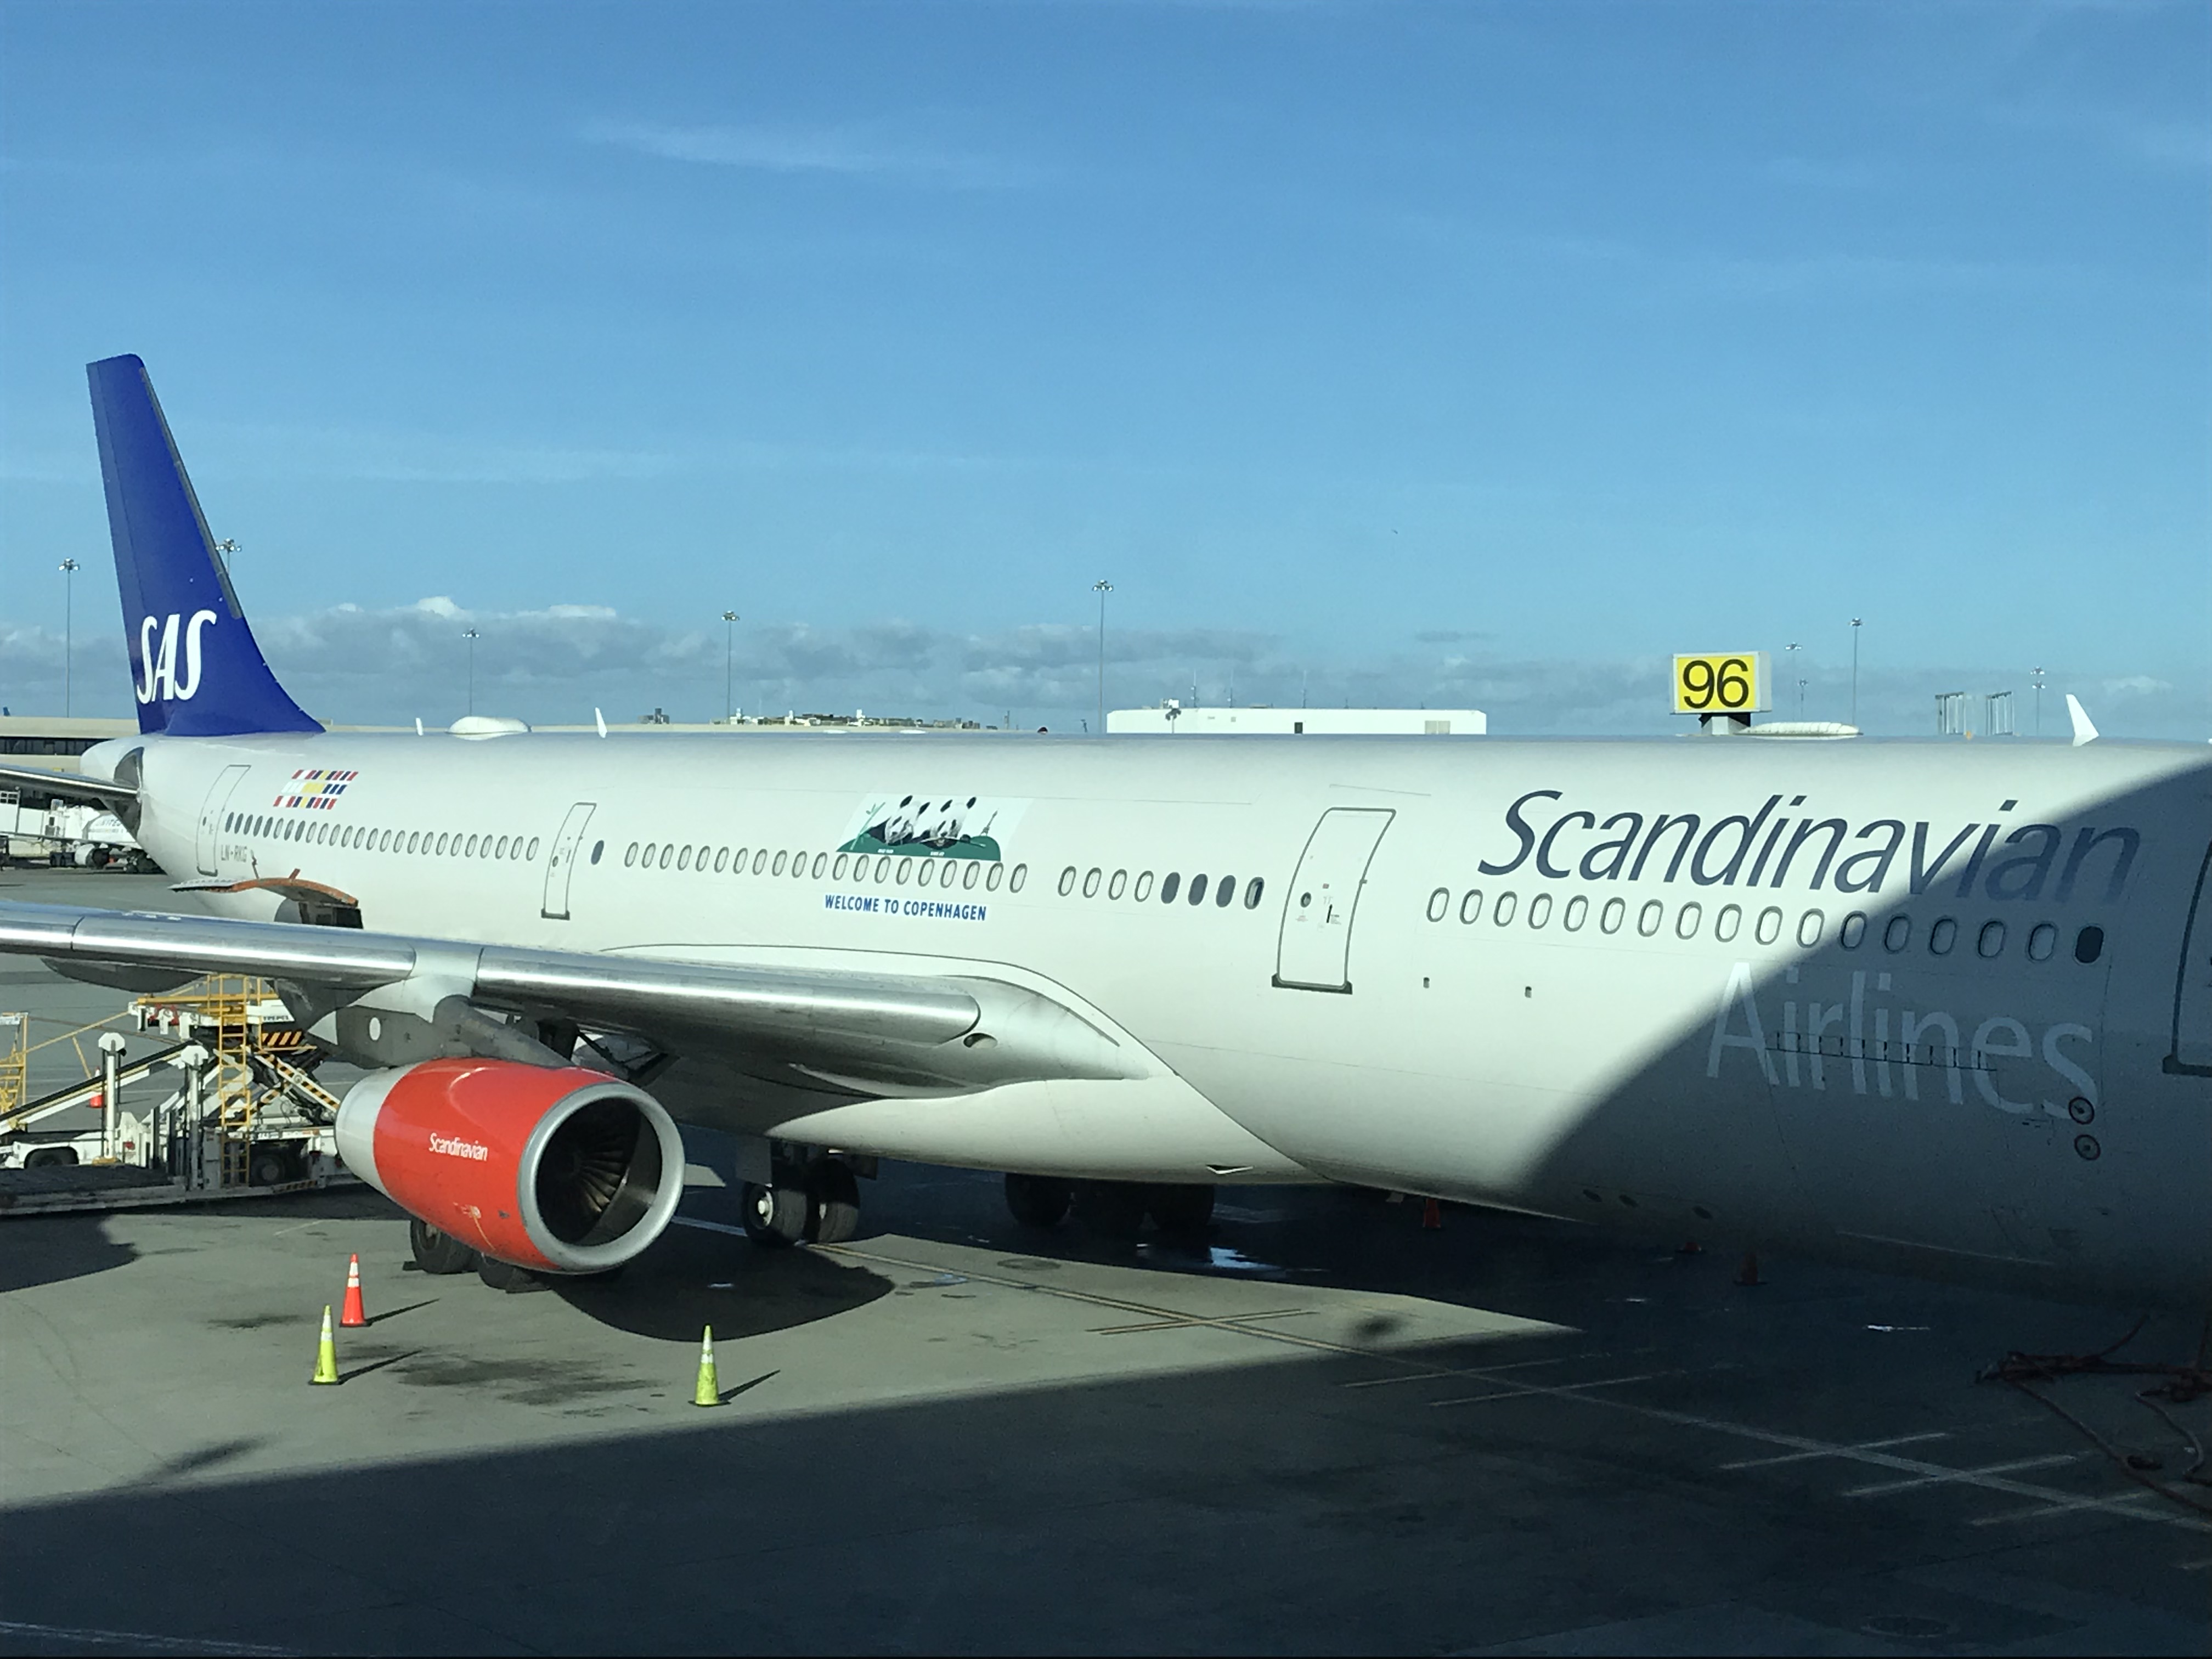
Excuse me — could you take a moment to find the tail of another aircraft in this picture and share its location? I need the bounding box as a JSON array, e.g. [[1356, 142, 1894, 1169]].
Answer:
[[86, 354, 320, 737]]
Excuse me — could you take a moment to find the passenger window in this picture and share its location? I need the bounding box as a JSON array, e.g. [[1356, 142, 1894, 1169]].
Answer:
[[1601, 897, 1626, 934], [1135, 871, 1154, 901], [2027, 922, 2057, 961], [1189, 874, 1209, 905], [2074, 925, 2104, 964], [1216, 875, 1235, 907], [1427, 887, 1449, 922], [1839, 912, 1866, 949], [466, 835, 479, 857], [1059, 866, 1077, 897], [1754, 906, 1781, 945], [1494, 891, 1518, 926], [1527, 893, 1552, 928], [733, 845, 749, 871], [1564, 894, 1589, 932], [589, 840, 603, 865], [407, 832, 420, 854], [754, 850, 769, 875], [643, 842, 658, 867], [1713, 902, 1740, 942], [1109, 870, 1127, 900], [714, 848, 729, 873], [963, 861, 981, 890], [1638, 900, 1662, 938], [1884, 915, 1911, 952], [1161, 873, 1181, 904], [1244, 877, 1263, 909], [1459, 889, 1483, 924], [493, 836, 506, 858], [526, 837, 540, 859], [658, 845, 674, 871], [1674, 902, 1701, 940], [812, 853, 827, 879], [793, 851, 808, 879], [1928, 917, 1957, 955], [1977, 920, 2006, 958], [1083, 868, 1102, 898], [832, 853, 848, 879], [987, 864, 1005, 892], [895, 858, 912, 885], [1009, 863, 1027, 893], [876, 856, 891, 883], [1798, 910, 1824, 947], [678, 846, 692, 871]]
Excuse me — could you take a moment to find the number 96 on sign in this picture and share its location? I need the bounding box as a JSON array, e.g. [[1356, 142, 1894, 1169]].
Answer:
[[1672, 651, 1770, 716]]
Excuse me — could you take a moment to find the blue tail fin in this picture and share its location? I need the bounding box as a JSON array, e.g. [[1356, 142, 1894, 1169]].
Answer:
[[87, 355, 320, 737]]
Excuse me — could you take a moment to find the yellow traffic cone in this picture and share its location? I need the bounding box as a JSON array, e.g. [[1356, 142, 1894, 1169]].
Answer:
[[693, 1324, 721, 1407], [311, 1305, 340, 1386]]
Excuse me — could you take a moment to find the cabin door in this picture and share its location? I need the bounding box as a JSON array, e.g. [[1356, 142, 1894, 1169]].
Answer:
[[195, 764, 250, 876], [1273, 808, 1393, 994], [2169, 840, 2212, 1077], [540, 803, 596, 921]]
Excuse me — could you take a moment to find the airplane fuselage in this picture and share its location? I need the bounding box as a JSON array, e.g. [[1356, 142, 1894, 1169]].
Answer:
[[94, 727, 2212, 1310]]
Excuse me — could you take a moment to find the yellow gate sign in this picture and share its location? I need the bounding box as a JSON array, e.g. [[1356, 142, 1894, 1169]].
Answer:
[[1672, 652, 1770, 716]]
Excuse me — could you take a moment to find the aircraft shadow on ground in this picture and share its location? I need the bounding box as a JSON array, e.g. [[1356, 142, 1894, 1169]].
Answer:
[[0, 1214, 137, 1294], [552, 1222, 892, 1342]]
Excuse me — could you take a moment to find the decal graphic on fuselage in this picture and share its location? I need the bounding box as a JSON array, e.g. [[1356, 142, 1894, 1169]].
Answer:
[[837, 793, 1029, 861]]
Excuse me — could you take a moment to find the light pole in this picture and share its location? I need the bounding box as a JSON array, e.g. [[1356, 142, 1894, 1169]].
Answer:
[[1848, 618, 1863, 729], [212, 538, 239, 575], [1091, 579, 1113, 735], [722, 611, 740, 723], [2031, 666, 2046, 737], [462, 628, 480, 714], [58, 560, 79, 715], [1785, 642, 1802, 715]]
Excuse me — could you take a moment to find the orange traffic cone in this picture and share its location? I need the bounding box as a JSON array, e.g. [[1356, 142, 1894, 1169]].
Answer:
[[1421, 1197, 1443, 1230], [338, 1253, 369, 1327]]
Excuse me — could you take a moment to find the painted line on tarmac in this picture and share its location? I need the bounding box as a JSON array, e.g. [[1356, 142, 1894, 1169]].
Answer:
[[1723, 1430, 1951, 1470], [0, 1618, 291, 1656], [1845, 1452, 2079, 1498], [823, 1240, 2212, 1537]]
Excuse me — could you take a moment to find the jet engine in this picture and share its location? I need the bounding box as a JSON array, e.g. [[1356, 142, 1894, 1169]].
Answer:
[[335, 1058, 685, 1274]]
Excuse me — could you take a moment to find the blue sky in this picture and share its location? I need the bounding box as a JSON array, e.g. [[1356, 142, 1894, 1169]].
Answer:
[[2, 0, 2207, 734]]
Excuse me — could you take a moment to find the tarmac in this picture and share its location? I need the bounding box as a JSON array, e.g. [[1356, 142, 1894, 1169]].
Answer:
[[1, 867, 2208, 1655]]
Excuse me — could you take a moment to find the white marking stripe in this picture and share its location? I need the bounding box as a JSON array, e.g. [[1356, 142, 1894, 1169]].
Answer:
[[1722, 1431, 1951, 1470], [1844, 1452, 2079, 1498], [1973, 1490, 2170, 1526], [0, 1618, 290, 1656], [1429, 1370, 1679, 1408]]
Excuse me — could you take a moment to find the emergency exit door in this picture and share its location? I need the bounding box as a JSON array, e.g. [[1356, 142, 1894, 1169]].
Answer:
[[1273, 808, 1394, 993], [541, 803, 596, 921], [2169, 840, 2212, 1076]]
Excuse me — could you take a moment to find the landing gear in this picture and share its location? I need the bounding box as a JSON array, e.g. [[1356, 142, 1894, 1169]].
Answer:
[[409, 1216, 478, 1275], [1147, 1183, 1215, 1241], [1005, 1173, 1071, 1230], [741, 1181, 809, 1249], [742, 1156, 862, 1249], [1041, 1180, 1216, 1242], [476, 1255, 547, 1293]]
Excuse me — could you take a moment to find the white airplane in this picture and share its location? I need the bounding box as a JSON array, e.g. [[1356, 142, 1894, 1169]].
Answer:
[[3, 356, 2207, 1309]]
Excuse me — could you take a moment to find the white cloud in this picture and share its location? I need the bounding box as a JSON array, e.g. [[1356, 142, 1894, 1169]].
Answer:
[[585, 121, 1037, 190]]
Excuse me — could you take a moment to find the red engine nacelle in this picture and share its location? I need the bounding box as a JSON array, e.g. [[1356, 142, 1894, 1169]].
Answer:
[[335, 1059, 685, 1274]]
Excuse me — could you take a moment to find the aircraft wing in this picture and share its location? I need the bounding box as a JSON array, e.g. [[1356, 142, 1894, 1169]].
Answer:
[[0, 764, 138, 803], [0, 900, 1143, 1094]]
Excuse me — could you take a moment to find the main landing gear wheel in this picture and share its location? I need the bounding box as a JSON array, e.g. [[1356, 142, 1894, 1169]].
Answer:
[[808, 1160, 861, 1245], [1146, 1183, 1216, 1241], [409, 1217, 478, 1276], [1005, 1173, 1071, 1230], [1071, 1181, 1148, 1241], [742, 1181, 809, 1249]]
